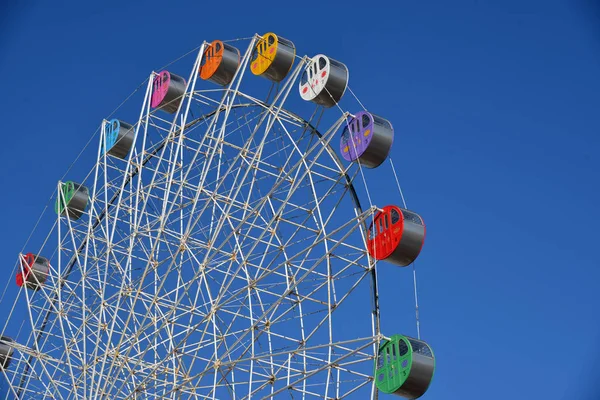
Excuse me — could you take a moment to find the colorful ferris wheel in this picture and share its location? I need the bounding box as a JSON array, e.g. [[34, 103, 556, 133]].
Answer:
[[0, 33, 435, 399]]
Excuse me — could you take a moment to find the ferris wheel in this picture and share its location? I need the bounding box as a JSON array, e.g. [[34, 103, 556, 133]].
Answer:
[[0, 34, 435, 399]]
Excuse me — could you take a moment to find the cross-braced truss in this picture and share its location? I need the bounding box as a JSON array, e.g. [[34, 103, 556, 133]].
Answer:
[[2, 37, 385, 399]]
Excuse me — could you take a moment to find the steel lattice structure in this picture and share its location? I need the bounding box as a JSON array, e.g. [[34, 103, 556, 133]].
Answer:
[[0, 35, 426, 399]]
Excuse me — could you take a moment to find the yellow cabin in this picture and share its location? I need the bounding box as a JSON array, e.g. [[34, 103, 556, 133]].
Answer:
[[250, 33, 296, 82]]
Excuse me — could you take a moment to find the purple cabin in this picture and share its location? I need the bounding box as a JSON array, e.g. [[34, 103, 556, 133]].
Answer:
[[340, 111, 394, 169]]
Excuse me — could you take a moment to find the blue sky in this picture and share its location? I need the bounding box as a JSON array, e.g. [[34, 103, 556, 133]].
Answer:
[[1, 0, 600, 399]]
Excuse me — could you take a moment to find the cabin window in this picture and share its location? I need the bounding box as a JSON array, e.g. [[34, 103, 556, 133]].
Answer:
[[300, 71, 308, 85], [377, 347, 385, 368], [391, 209, 400, 224], [341, 126, 350, 142], [362, 114, 371, 129], [402, 210, 423, 226], [386, 346, 391, 365], [373, 118, 386, 130], [279, 37, 291, 47], [319, 57, 327, 70], [369, 221, 377, 238], [408, 339, 433, 358], [398, 339, 409, 357]]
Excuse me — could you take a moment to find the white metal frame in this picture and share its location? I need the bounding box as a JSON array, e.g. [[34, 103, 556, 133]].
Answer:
[[0, 35, 388, 400]]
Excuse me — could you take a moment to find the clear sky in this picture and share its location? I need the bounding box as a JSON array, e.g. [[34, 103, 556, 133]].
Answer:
[[1, 0, 599, 399]]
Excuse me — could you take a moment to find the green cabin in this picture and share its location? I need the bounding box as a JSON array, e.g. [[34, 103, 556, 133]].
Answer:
[[375, 334, 435, 399], [55, 181, 89, 221]]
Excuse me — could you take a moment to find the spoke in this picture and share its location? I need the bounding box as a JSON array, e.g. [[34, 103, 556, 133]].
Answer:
[[0, 35, 383, 400]]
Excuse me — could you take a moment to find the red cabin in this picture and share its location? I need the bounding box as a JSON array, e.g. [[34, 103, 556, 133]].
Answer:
[[367, 206, 426, 267], [16, 253, 50, 290]]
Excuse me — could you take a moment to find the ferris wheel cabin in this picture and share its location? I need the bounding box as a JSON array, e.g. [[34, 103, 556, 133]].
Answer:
[[151, 70, 186, 114], [250, 33, 296, 82], [299, 55, 348, 108], [375, 334, 435, 399], [0, 337, 14, 370], [340, 111, 394, 168], [367, 206, 425, 267], [55, 181, 89, 221], [200, 40, 241, 86], [16, 253, 49, 290], [104, 119, 135, 159]]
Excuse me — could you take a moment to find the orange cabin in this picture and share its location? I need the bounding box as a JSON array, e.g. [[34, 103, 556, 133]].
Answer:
[[367, 205, 426, 267], [199, 40, 241, 86]]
